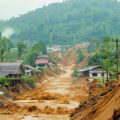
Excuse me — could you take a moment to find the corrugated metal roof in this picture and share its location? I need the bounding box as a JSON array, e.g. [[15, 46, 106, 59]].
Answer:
[[78, 66, 100, 72], [0, 62, 23, 76]]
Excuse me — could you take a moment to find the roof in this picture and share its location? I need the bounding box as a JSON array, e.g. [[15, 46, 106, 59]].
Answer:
[[0, 62, 24, 76], [24, 65, 36, 70], [78, 66, 100, 72], [35, 59, 49, 64], [24, 65, 41, 72]]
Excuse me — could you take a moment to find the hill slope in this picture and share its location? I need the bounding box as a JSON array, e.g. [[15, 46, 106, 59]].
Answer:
[[4, 0, 120, 44]]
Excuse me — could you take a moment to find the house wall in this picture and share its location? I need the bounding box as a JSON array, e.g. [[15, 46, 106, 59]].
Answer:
[[25, 68, 33, 76], [17, 65, 25, 75], [36, 64, 47, 69], [89, 71, 108, 78]]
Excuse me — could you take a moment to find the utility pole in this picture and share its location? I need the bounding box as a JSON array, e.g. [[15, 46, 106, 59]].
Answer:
[[112, 38, 119, 80], [116, 39, 119, 80]]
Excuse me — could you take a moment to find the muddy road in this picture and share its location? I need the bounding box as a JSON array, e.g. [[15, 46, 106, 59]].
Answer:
[[0, 66, 89, 120]]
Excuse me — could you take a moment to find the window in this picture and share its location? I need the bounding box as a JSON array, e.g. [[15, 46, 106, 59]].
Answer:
[[92, 73, 97, 77]]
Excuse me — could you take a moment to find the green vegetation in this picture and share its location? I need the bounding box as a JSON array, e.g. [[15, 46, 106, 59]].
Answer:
[[0, 0, 119, 45], [0, 75, 12, 87], [88, 36, 118, 80], [22, 75, 36, 88], [72, 69, 78, 77], [0, 35, 13, 62], [88, 38, 101, 53], [50, 56, 61, 62], [24, 42, 47, 66], [76, 48, 85, 64], [17, 41, 27, 58]]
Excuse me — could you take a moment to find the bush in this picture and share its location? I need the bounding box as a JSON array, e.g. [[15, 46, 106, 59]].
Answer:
[[0, 75, 12, 87], [72, 69, 78, 77], [22, 75, 35, 88]]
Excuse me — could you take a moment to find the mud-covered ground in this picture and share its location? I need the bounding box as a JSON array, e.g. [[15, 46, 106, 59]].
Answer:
[[0, 65, 89, 120]]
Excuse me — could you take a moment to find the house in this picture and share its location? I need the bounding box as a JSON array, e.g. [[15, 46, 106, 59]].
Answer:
[[78, 66, 108, 79], [24, 65, 35, 76], [0, 62, 25, 86], [24, 65, 41, 77], [35, 59, 49, 69], [35, 55, 57, 69]]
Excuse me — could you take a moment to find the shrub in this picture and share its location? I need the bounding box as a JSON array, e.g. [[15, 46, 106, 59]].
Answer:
[[76, 48, 85, 64], [72, 69, 78, 77], [0, 75, 12, 87], [22, 75, 35, 88]]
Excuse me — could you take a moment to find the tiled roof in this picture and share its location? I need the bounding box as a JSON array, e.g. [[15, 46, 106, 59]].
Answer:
[[35, 59, 49, 64]]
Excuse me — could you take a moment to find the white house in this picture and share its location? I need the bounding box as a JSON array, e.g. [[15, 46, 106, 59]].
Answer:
[[78, 66, 109, 79]]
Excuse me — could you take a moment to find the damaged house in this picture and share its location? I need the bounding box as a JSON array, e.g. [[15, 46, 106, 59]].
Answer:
[[24, 65, 41, 77], [0, 62, 25, 86]]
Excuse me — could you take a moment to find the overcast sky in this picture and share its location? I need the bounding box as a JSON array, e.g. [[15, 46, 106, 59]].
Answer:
[[0, 0, 63, 20]]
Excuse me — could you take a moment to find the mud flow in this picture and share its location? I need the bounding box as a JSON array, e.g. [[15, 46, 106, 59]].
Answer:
[[0, 65, 89, 120]]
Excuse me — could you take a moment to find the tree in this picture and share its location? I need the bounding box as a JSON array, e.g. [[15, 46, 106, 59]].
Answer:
[[88, 36, 113, 81], [88, 38, 100, 53], [0, 36, 9, 62], [103, 36, 111, 81], [25, 51, 38, 66], [24, 42, 47, 65], [17, 41, 27, 58]]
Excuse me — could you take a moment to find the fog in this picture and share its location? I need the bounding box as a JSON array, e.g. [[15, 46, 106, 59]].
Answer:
[[2, 28, 15, 38], [0, 0, 63, 20]]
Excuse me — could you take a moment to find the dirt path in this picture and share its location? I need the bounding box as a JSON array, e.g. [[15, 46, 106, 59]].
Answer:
[[0, 66, 88, 120]]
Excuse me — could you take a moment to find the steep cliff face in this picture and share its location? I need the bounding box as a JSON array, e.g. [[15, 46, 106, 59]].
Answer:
[[70, 80, 120, 120]]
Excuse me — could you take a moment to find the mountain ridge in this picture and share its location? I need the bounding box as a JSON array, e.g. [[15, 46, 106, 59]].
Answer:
[[1, 0, 120, 45]]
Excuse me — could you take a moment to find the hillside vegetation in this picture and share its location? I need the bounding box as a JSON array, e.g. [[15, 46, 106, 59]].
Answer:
[[0, 0, 120, 45]]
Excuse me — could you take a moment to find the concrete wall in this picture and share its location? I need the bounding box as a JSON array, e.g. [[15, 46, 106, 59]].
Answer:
[[89, 71, 108, 78]]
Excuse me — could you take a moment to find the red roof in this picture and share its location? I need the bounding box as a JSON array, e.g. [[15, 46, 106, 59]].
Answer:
[[35, 59, 49, 65], [24, 65, 35, 70]]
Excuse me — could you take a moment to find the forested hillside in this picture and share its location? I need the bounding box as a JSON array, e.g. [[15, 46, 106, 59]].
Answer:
[[0, 20, 6, 32], [3, 0, 120, 44]]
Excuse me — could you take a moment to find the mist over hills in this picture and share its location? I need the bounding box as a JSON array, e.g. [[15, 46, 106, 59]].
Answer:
[[1, 0, 120, 45]]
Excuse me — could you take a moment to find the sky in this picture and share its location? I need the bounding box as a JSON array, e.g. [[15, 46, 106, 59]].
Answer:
[[0, 0, 63, 20]]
